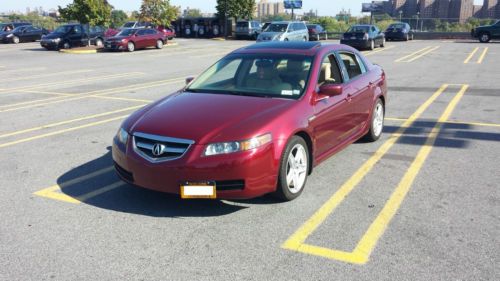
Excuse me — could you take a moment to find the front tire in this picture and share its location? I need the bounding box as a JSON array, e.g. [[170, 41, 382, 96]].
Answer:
[[63, 41, 71, 49], [95, 38, 103, 48], [369, 39, 375, 50], [127, 42, 135, 52], [380, 37, 385, 47], [364, 99, 384, 142], [274, 136, 309, 201], [13, 36, 20, 44]]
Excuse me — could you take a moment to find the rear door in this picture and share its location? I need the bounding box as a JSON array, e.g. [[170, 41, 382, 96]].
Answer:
[[69, 25, 84, 47], [135, 29, 148, 48], [337, 52, 373, 133]]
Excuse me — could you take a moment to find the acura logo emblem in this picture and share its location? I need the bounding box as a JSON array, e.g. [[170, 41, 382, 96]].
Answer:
[[152, 143, 166, 157]]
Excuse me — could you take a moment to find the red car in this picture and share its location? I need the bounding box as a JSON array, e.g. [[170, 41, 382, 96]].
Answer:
[[112, 42, 387, 201], [157, 25, 176, 40], [103, 28, 166, 52]]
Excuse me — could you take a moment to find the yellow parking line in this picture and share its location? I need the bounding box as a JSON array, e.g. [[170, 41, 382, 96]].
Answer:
[[0, 78, 181, 113], [353, 84, 468, 264], [89, 95, 153, 103], [18, 90, 73, 97], [77, 182, 125, 202], [463, 47, 479, 64], [394, 46, 432, 62], [282, 84, 450, 263], [363, 46, 395, 57], [477, 47, 488, 64], [0, 72, 144, 94], [0, 115, 129, 148], [0, 105, 144, 139], [404, 46, 440, 62], [386, 117, 500, 128], [1, 69, 92, 83], [34, 167, 115, 204]]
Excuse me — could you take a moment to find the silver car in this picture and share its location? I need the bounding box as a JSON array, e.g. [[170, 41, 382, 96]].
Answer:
[[257, 21, 309, 42]]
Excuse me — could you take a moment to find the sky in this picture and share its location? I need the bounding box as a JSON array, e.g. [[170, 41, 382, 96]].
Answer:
[[2, 0, 485, 16]]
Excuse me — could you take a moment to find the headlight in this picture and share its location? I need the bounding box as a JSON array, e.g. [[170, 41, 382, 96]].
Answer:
[[204, 133, 272, 156], [6, 34, 13, 38], [121, 39, 127, 43], [276, 34, 283, 40], [51, 38, 61, 43], [116, 128, 129, 145]]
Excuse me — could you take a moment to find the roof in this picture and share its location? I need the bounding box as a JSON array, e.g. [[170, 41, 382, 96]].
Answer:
[[243, 41, 321, 50], [233, 42, 347, 56]]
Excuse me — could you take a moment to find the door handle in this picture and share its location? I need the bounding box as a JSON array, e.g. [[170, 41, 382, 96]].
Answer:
[[346, 93, 353, 102]]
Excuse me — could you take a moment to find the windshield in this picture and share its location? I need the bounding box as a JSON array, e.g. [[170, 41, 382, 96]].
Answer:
[[348, 26, 369, 33], [389, 24, 405, 29], [54, 25, 72, 33], [123, 22, 135, 28], [265, 24, 288, 32], [117, 28, 136, 36], [187, 54, 313, 99]]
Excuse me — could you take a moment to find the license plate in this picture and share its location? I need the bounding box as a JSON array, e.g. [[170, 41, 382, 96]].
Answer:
[[351, 36, 356, 39], [181, 182, 216, 199]]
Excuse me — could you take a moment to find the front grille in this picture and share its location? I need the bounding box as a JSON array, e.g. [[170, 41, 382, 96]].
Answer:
[[133, 132, 194, 162], [215, 180, 245, 191], [114, 162, 134, 182]]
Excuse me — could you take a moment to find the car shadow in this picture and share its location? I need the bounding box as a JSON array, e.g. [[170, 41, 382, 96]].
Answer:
[[57, 147, 248, 217]]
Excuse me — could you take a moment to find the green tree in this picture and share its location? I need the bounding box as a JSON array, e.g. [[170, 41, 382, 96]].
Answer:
[[139, 0, 179, 26], [184, 8, 202, 18], [7, 12, 58, 30], [215, 0, 255, 21], [110, 10, 128, 28], [58, 0, 113, 26]]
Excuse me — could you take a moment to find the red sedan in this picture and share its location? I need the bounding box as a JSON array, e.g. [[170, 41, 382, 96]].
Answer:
[[103, 28, 165, 52], [113, 42, 387, 201]]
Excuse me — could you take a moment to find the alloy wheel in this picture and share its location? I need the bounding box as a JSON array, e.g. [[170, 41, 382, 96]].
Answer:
[[286, 144, 308, 194], [13, 36, 19, 44], [373, 103, 384, 137]]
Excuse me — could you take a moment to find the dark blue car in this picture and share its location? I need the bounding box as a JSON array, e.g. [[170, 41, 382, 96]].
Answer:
[[340, 25, 385, 50], [385, 22, 414, 41]]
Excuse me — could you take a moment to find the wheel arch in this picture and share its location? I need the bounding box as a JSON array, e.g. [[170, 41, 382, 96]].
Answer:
[[292, 130, 314, 175]]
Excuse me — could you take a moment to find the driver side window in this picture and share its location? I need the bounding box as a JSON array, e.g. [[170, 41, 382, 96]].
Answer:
[[318, 54, 343, 86]]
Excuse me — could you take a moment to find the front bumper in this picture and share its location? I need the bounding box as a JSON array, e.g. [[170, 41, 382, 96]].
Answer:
[[340, 39, 371, 49], [104, 41, 126, 51], [112, 137, 279, 199], [0, 37, 13, 43], [40, 40, 60, 49]]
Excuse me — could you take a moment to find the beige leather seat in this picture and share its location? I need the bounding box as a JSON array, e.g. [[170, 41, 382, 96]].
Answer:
[[319, 62, 336, 85], [246, 62, 292, 93]]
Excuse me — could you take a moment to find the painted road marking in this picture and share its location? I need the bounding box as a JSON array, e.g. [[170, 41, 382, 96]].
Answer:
[[89, 95, 153, 103], [464, 47, 479, 64], [34, 167, 117, 204], [282, 84, 467, 264], [0, 77, 182, 113], [18, 90, 73, 97], [464, 47, 488, 64], [363, 46, 396, 57], [1, 69, 92, 83], [0, 115, 129, 148], [477, 47, 488, 64], [352, 84, 468, 264], [0, 72, 144, 94], [0, 105, 145, 140], [386, 117, 500, 128], [395, 46, 440, 63]]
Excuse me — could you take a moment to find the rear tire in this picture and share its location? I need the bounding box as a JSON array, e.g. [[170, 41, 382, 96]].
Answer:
[[380, 37, 385, 47], [63, 41, 71, 49], [127, 42, 135, 52], [274, 136, 309, 201], [364, 99, 384, 142], [405, 34, 409, 41], [479, 33, 490, 43], [95, 38, 103, 48], [369, 39, 375, 50]]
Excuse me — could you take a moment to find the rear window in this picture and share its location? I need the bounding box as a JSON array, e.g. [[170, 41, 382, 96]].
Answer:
[[389, 24, 406, 29], [267, 24, 288, 32], [348, 26, 369, 33], [237, 22, 249, 28]]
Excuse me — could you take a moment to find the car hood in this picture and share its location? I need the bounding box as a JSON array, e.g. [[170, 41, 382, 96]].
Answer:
[[43, 32, 65, 39], [259, 32, 284, 38], [106, 36, 129, 41], [130, 92, 293, 144]]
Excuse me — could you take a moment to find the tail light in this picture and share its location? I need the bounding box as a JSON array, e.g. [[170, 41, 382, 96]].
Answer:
[[363, 33, 369, 40]]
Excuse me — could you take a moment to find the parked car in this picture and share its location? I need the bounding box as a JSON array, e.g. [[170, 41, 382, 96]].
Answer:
[[257, 21, 309, 42], [261, 22, 271, 32], [235, 20, 262, 40], [106, 21, 155, 37], [157, 25, 176, 40], [0, 22, 31, 32], [0, 25, 49, 43], [307, 24, 328, 41], [40, 24, 105, 50], [384, 22, 413, 41], [471, 20, 500, 43], [103, 28, 165, 52], [112, 42, 387, 201], [341, 25, 385, 50]]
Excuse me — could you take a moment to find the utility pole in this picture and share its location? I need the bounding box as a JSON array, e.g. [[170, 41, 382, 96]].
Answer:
[[224, 0, 228, 39]]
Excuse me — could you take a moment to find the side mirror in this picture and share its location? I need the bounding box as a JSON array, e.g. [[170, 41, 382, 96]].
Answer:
[[185, 76, 195, 85], [319, 84, 343, 97]]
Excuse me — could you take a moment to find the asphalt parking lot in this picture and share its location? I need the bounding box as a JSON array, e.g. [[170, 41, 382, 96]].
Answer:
[[1, 38, 499, 281]]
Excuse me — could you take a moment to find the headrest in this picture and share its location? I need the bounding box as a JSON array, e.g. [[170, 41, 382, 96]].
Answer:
[[319, 63, 331, 83], [287, 59, 305, 72]]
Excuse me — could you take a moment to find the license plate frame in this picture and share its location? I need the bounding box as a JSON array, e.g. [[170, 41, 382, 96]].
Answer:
[[181, 181, 216, 199]]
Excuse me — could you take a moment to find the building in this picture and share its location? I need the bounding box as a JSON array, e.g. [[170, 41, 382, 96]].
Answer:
[[473, 5, 484, 18], [392, 0, 419, 17], [435, 0, 451, 19], [419, 0, 436, 18], [449, 0, 474, 22], [481, 0, 498, 18], [255, 0, 285, 18]]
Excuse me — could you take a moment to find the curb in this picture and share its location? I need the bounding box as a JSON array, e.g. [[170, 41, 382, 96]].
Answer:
[[165, 42, 179, 47], [211, 37, 226, 41], [59, 48, 98, 54]]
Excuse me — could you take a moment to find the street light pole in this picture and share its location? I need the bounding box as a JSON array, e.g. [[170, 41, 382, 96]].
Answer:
[[224, 0, 228, 39], [399, 11, 402, 22]]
